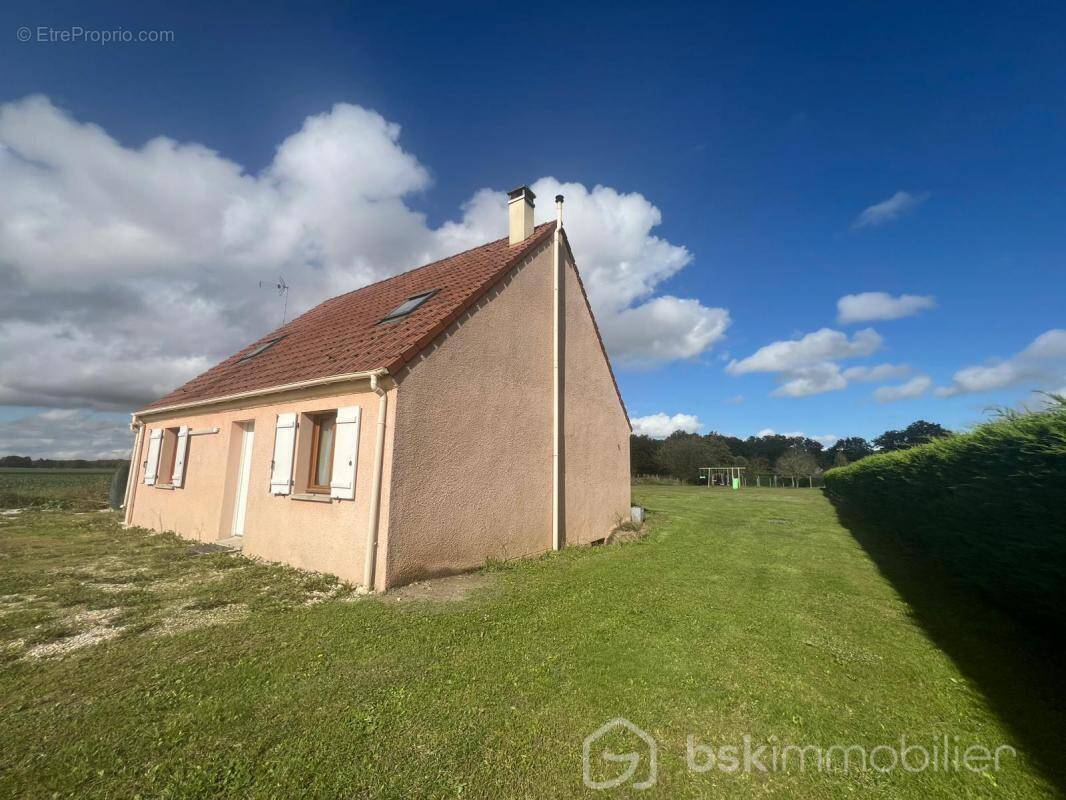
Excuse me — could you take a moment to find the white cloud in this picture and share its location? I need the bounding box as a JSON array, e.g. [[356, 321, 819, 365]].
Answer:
[[727, 328, 882, 375], [597, 296, 730, 369], [873, 374, 932, 403], [842, 363, 912, 382], [771, 363, 848, 398], [0, 409, 133, 459], [725, 394, 745, 405], [852, 191, 929, 229], [936, 329, 1066, 397], [727, 328, 883, 398], [0, 96, 729, 424], [837, 292, 936, 324], [631, 412, 702, 438]]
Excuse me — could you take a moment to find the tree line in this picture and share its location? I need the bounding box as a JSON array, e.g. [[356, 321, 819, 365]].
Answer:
[[0, 455, 128, 470], [632, 420, 951, 483]]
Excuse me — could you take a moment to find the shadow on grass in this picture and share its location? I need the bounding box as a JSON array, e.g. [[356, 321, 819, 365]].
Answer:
[[828, 498, 1066, 795]]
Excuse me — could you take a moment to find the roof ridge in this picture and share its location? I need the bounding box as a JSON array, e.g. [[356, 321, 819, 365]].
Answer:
[[139, 221, 560, 412], [322, 220, 556, 306]]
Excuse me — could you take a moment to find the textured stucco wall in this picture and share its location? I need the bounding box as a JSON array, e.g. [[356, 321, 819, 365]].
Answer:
[[561, 254, 633, 544], [383, 239, 554, 587], [383, 234, 630, 587], [126, 382, 395, 586]]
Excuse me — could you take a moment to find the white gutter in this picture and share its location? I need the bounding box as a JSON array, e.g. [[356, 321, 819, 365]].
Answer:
[[133, 369, 385, 418], [363, 371, 390, 589], [552, 195, 564, 551]]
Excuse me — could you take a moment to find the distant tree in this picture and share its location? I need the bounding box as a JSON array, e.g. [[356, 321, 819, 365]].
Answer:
[[775, 446, 819, 477], [744, 434, 797, 467], [629, 435, 662, 476], [656, 432, 731, 483], [874, 420, 951, 452], [748, 456, 772, 474], [832, 450, 849, 468], [0, 455, 33, 467], [707, 431, 747, 459], [829, 437, 874, 463]]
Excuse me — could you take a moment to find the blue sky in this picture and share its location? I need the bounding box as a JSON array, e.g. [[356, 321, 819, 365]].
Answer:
[[0, 1, 1063, 456]]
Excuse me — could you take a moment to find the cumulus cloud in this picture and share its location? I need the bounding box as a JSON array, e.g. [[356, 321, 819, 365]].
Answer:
[[837, 292, 936, 324], [0, 409, 133, 459], [597, 296, 730, 369], [936, 329, 1066, 397], [727, 328, 883, 375], [727, 328, 883, 397], [842, 363, 912, 382], [0, 96, 728, 426], [446, 179, 730, 368], [771, 363, 848, 398], [873, 374, 932, 403], [631, 412, 702, 438], [852, 190, 929, 229]]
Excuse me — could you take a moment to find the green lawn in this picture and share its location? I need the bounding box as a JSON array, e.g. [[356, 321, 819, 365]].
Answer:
[[0, 486, 1062, 798]]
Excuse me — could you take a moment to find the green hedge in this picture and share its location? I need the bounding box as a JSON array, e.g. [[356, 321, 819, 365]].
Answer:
[[824, 400, 1066, 629]]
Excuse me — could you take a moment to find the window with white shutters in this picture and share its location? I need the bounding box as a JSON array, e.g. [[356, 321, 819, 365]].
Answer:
[[171, 426, 190, 487], [143, 429, 162, 486], [329, 406, 361, 500], [269, 412, 298, 495]]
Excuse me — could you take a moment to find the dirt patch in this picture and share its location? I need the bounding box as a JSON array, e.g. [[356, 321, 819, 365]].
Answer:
[[382, 572, 496, 604], [24, 608, 125, 660], [91, 582, 139, 594], [152, 603, 249, 637], [303, 585, 353, 606], [605, 522, 646, 544], [0, 593, 41, 615], [187, 542, 231, 556]]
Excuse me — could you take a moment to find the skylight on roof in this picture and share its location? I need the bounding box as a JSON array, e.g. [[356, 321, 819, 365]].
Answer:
[[380, 290, 436, 323], [236, 336, 284, 364]]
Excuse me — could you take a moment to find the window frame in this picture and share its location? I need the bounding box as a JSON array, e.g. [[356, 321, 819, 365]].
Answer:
[[379, 290, 437, 324], [158, 427, 180, 487], [305, 411, 337, 494], [236, 335, 285, 364]]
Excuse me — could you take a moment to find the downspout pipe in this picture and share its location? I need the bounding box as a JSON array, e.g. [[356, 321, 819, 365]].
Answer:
[[552, 195, 564, 551], [363, 370, 389, 590]]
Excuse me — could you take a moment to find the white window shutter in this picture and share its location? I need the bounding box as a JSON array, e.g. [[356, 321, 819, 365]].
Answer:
[[330, 406, 361, 500], [171, 426, 190, 487], [143, 429, 162, 486], [269, 412, 297, 495]]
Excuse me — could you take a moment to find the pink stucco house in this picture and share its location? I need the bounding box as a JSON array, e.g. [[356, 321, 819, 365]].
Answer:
[[122, 187, 631, 590]]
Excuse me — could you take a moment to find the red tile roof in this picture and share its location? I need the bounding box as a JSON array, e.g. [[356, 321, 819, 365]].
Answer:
[[140, 223, 627, 424]]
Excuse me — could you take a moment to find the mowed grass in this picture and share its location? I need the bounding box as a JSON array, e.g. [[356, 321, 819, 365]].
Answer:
[[0, 468, 114, 511], [0, 485, 1062, 798]]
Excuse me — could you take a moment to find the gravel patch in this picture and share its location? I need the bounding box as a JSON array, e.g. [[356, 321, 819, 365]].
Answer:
[[23, 608, 125, 660]]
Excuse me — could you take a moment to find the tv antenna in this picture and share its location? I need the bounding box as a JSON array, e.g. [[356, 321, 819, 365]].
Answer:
[[259, 276, 290, 325]]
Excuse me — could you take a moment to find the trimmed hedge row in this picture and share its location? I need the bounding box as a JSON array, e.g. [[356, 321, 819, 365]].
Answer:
[[824, 400, 1066, 629]]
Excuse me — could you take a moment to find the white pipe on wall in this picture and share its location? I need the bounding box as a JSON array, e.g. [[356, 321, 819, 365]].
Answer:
[[363, 370, 390, 589], [552, 195, 564, 551]]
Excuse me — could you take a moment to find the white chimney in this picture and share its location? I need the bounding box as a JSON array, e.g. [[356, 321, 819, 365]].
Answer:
[[507, 185, 535, 244]]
